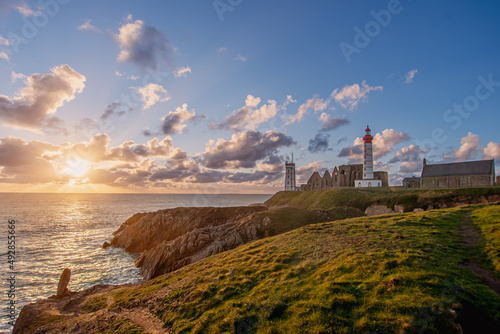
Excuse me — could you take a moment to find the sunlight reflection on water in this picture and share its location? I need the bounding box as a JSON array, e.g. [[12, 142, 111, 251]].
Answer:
[[0, 192, 271, 332]]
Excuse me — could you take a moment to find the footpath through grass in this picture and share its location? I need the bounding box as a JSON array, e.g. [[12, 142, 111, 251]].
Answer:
[[470, 203, 500, 275], [104, 205, 500, 333]]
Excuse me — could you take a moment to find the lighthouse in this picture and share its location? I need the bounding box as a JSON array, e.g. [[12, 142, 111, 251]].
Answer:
[[284, 153, 297, 191], [363, 125, 374, 179], [355, 125, 382, 188]]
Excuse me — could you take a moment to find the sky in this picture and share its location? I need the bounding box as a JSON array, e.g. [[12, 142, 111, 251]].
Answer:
[[0, 0, 499, 194]]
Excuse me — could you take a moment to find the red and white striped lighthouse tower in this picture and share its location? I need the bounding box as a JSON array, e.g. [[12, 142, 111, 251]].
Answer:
[[355, 125, 382, 188], [362, 125, 374, 180]]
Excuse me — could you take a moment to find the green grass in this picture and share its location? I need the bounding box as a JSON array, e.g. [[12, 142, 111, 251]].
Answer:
[[470, 203, 500, 275], [82, 295, 108, 313], [265, 187, 500, 212], [107, 318, 145, 334], [105, 205, 500, 333], [257, 206, 365, 237]]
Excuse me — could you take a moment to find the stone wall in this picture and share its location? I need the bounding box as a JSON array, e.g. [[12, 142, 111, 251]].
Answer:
[[421, 174, 494, 188], [301, 165, 388, 191]]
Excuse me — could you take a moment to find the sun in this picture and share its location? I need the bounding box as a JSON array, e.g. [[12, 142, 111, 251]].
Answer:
[[63, 160, 89, 178]]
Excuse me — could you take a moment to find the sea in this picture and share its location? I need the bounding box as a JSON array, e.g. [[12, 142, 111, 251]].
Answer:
[[0, 193, 272, 333]]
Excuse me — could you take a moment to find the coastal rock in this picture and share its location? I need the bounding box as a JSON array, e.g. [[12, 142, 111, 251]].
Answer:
[[365, 205, 395, 216], [110, 206, 270, 280], [57, 268, 71, 298], [132, 211, 271, 280], [109, 205, 359, 281], [13, 284, 123, 334]]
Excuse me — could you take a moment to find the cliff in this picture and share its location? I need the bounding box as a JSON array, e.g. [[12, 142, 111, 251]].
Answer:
[[13, 203, 500, 333], [105, 188, 500, 282], [109, 205, 365, 280]]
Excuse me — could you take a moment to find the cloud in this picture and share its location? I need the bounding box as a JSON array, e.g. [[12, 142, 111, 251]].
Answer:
[[0, 136, 60, 184], [115, 19, 176, 70], [337, 145, 363, 163], [11, 71, 26, 82], [296, 161, 327, 183], [0, 134, 290, 188], [288, 95, 329, 124], [374, 161, 390, 171], [217, 47, 227, 53], [256, 155, 283, 174], [235, 54, 247, 62], [199, 130, 295, 170], [174, 66, 191, 78], [64, 134, 174, 163], [148, 148, 200, 182], [319, 113, 350, 132], [332, 81, 382, 110], [151, 155, 284, 185], [159, 103, 203, 135], [369, 129, 410, 160], [115, 71, 123, 77], [0, 35, 9, 46], [100, 102, 129, 122], [388, 144, 426, 173], [78, 19, 102, 33], [388, 144, 425, 164], [338, 128, 409, 163], [75, 117, 98, 133], [483, 142, 500, 160], [0, 51, 8, 61], [452, 132, 481, 162], [15, 2, 41, 17], [286, 81, 380, 124], [404, 69, 418, 84], [308, 133, 331, 153], [225, 170, 282, 184], [212, 95, 284, 131], [284, 95, 297, 105], [136, 83, 171, 110], [0, 136, 58, 167], [0, 65, 86, 131]]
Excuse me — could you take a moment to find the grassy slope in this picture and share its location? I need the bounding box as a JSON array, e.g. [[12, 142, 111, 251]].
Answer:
[[471, 204, 500, 275], [265, 187, 500, 211], [93, 205, 500, 333]]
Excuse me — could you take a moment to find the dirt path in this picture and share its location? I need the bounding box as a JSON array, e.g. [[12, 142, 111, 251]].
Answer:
[[106, 294, 169, 333], [122, 308, 170, 334], [461, 212, 500, 296]]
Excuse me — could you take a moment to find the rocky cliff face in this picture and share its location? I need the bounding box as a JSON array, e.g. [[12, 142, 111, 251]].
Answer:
[[109, 205, 364, 281], [109, 191, 500, 282], [110, 206, 271, 280]]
